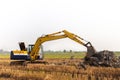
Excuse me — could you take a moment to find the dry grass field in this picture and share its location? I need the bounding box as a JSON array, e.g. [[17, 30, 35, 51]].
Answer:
[[0, 58, 120, 80]]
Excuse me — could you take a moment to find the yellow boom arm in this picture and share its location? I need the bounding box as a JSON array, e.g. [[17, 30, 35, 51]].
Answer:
[[30, 30, 91, 61]]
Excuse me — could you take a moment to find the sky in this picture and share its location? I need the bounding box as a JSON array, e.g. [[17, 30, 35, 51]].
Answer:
[[0, 0, 120, 51]]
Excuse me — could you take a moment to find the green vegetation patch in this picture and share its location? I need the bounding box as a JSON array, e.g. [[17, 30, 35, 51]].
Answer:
[[114, 52, 120, 57], [0, 53, 10, 58], [0, 51, 120, 59], [44, 52, 86, 59]]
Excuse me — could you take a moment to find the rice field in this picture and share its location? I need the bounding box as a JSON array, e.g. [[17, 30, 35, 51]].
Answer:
[[0, 52, 120, 80], [0, 58, 119, 80]]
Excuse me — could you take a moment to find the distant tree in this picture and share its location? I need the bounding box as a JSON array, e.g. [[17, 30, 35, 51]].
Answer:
[[0, 49, 3, 52], [70, 50, 72, 53], [63, 49, 66, 53]]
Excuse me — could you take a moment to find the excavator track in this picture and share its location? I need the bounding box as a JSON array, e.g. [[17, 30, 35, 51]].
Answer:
[[10, 60, 48, 66], [10, 60, 26, 66]]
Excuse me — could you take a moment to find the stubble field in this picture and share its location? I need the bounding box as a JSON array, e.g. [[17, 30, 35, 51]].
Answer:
[[0, 52, 120, 80]]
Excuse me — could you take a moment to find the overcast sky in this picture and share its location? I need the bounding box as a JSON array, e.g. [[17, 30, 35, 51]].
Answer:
[[0, 0, 120, 51]]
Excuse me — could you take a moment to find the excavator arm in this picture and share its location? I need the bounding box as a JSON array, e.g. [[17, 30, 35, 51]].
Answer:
[[30, 30, 95, 61]]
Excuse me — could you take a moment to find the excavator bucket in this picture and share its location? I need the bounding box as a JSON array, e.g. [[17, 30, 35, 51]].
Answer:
[[84, 42, 96, 57], [84, 42, 97, 64], [86, 45, 96, 57]]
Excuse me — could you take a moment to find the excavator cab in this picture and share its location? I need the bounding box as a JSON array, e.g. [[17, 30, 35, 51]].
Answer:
[[28, 44, 34, 54], [27, 44, 43, 60]]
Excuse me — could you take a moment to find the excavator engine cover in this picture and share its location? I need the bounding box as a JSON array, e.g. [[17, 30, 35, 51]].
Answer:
[[10, 51, 30, 60]]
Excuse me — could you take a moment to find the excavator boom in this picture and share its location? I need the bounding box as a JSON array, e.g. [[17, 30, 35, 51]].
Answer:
[[30, 30, 96, 61]]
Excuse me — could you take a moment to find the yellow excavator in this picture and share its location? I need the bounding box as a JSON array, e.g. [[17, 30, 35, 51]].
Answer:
[[11, 30, 119, 67], [10, 30, 96, 62]]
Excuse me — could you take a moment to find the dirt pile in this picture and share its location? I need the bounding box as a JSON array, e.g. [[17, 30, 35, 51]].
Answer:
[[84, 50, 120, 68]]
